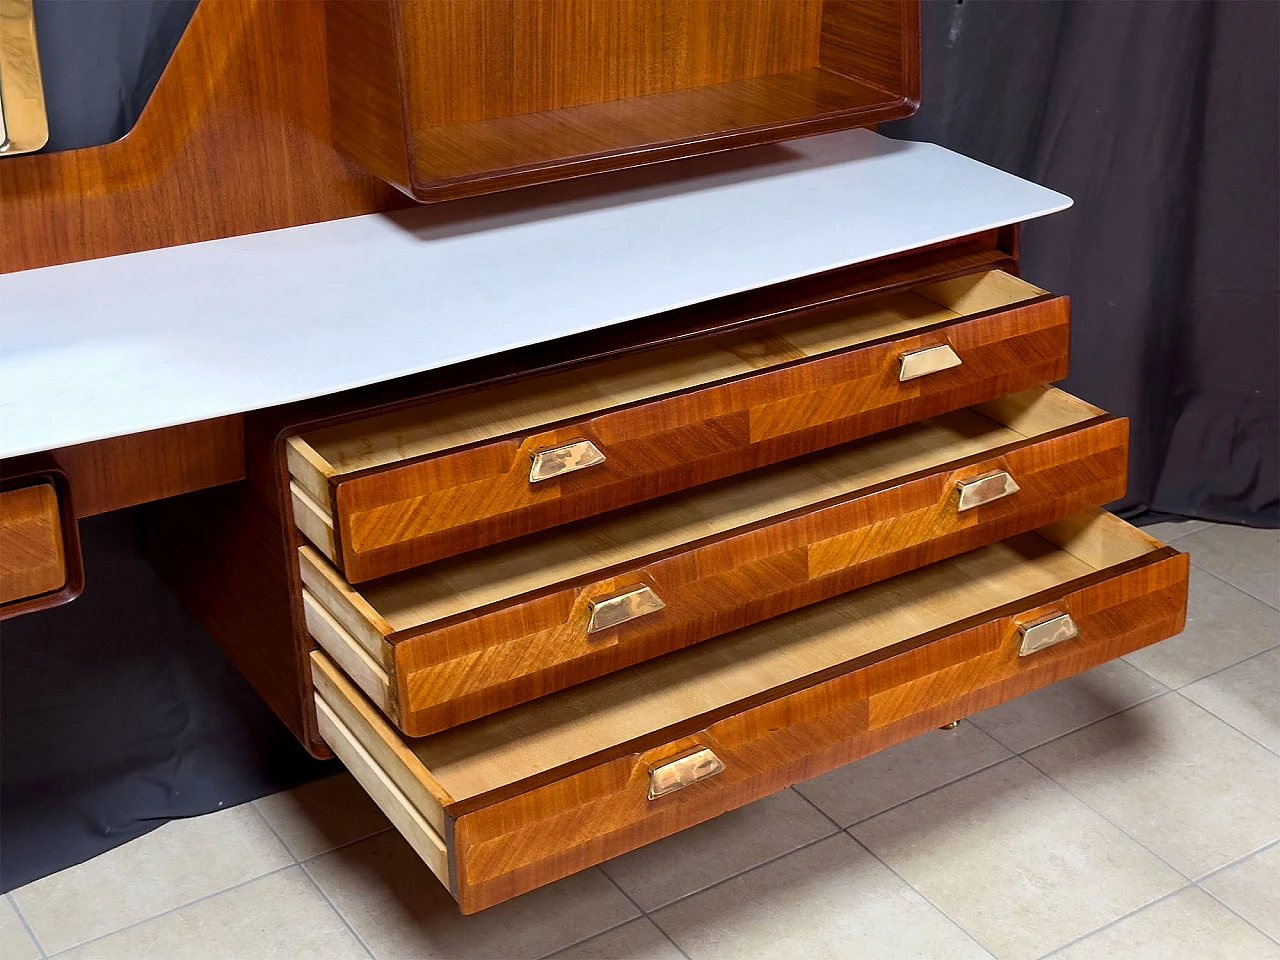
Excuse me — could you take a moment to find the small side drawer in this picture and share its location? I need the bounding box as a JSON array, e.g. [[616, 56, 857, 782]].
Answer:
[[312, 509, 1189, 914], [301, 386, 1127, 737], [0, 459, 83, 618], [288, 269, 1070, 582]]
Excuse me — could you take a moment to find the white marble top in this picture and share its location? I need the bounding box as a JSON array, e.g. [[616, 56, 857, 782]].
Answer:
[[0, 130, 1070, 458]]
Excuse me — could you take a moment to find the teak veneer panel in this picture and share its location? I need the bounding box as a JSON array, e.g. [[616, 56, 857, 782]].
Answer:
[[290, 269, 1068, 581], [313, 510, 1189, 912], [325, 0, 920, 201], [302, 386, 1128, 736], [0, 484, 65, 604]]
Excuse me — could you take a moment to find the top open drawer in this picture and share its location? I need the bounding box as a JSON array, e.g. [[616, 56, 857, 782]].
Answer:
[[287, 269, 1068, 582]]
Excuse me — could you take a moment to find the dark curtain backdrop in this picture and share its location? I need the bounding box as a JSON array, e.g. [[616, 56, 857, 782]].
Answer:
[[4, 0, 1277, 892]]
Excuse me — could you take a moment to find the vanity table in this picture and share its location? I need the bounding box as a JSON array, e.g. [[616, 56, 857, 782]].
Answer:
[[0, 0, 1187, 914]]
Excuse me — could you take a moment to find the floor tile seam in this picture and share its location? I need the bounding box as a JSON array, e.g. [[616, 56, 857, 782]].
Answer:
[[1195, 837, 1280, 884], [296, 860, 377, 960], [1171, 687, 1280, 759], [828, 747, 1015, 829], [299, 826, 397, 866], [1160, 642, 1280, 693], [1195, 877, 1280, 946], [534, 915, 661, 960], [1009, 688, 1176, 758], [642, 831, 839, 918], [248, 801, 302, 865], [6, 891, 49, 960], [1148, 521, 1212, 543], [1032, 882, 1195, 960], [40, 863, 298, 959], [1187, 557, 1280, 611], [788, 783, 853, 831], [841, 831, 999, 959], [1018, 746, 1202, 884]]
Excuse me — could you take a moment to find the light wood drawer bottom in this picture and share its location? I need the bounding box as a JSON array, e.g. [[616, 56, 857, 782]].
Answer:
[[312, 509, 1188, 914]]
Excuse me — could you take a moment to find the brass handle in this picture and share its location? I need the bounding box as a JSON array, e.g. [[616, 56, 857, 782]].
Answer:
[[955, 469, 1020, 511], [899, 343, 962, 381], [529, 439, 606, 482], [648, 747, 725, 799], [1018, 611, 1080, 656], [588, 584, 665, 633]]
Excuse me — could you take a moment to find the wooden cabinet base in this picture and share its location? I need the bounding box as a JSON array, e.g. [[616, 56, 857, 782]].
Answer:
[[312, 510, 1188, 913]]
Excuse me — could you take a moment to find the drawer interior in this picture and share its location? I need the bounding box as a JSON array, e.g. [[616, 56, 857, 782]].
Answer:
[[321, 509, 1167, 805], [303, 385, 1105, 633], [289, 269, 1047, 484]]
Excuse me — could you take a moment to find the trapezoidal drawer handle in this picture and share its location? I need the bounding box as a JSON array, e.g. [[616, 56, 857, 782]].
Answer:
[[587, 584, 665, 633], [1018, 611, 1080, 656], [648, 747, 725, 799], [529, 439, 606, 482], [899, 343, 962, 381], [955, 469, 1020, 511]]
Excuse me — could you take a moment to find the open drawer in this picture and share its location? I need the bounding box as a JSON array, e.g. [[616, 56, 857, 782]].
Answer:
[[288, 269, 1069, 582], [312, 509, 1189, 913], [301, 386, 1127, 736]]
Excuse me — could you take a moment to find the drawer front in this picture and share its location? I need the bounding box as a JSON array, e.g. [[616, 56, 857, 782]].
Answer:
[[0, 464, 83, 619], [308, 412, 1127, 737], [320, 294, 1069, 582], [312, 537, 1189, 914]]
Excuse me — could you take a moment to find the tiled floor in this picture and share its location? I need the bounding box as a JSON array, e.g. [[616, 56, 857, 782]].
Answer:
[[6, 522, 1277, 960]]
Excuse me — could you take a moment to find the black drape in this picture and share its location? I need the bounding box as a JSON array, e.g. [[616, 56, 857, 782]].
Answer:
[[884, 0, 1279, 526]]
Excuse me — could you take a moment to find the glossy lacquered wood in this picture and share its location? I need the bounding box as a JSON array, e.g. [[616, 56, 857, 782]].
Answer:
[[0, 456, 82, 618], [326, 0, 919, 201], [313, 510, 1189, 913], [302, 386, 1127, 737], [290, 269, 1068, 582]]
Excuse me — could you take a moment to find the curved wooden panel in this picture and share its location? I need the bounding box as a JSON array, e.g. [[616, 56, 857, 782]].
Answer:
[[0, 0, 407, 273]]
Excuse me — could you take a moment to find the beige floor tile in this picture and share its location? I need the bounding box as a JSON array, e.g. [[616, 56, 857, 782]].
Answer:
[[1200, 843, 1280, 941], [306, 830, 637, 959], [1181, 648, 1280, 752], [0, 896, 41, 960], [1124, 567, 1279, 688], [1178, 524, 1280, 608], [652, 834, 992, 960], [601, 789, 837, 910], [795, 721, 1011, 826], [55, 867, 368, 960], [1049, 886, 1280, 960], [1140, 519, 1212, 543], [10, 804, 292, 955], [851, 757, 1183, 960], [1026, 694, 1280, 878], [255, 772, 392, 860], [548, 919, 685, 960], [969, 660, 1167, 753]]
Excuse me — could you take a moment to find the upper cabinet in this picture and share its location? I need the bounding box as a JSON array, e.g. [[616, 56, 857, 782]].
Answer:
[[325, 0, 920, 201]]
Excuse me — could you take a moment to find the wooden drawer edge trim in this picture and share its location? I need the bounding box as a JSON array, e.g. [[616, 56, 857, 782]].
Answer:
[[291, 482, 337, 561], [384, 413, 1121, 644], [442, 546, 1183, 816], [303, 589, 394, 716], [329, 289, 1067, 487], [298, 546, 392, 658], [314, 695, 451, 888]]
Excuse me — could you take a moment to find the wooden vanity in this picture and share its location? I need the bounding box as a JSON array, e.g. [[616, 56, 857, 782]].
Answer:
[[0, 0, 1187, 915]]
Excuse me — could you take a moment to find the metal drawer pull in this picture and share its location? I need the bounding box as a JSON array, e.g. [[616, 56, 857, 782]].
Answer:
[[956, 469, 1020, 511], [587, 584, 665, 633], [899, 343, 962, 381], [529, 439, 606, 482], [648, 748, 725, 799], [1018, 612, 1080, 656]]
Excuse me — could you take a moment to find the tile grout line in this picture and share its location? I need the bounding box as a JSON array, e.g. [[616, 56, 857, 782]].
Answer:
[[1168, 640, 1280, 693], [1008, 688, 1176, 758], [594, 870, 693, 960], [299, 826, 397, 867], [842, 831, 1000, 959], [1194, 837, 1280, 884], [1195, 846, 1280, 949], [1033, 883, 1196, 960], [6, 891, 48, 960], [1195, 884, 1280, 947], [1187, 555, 1280, 612], [39, 864, 298, 959], [248, 802, 301, 866], [534, 914, 651, 960], [1173, 679, 1280, 760], [297, 860, 378, 960]]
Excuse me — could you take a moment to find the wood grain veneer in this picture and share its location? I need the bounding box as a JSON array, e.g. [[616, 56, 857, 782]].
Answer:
[[326, 0, 919, 201], [0, 456, 82, 618], [302, 386, 1127, 736], [312, 509, 1189, 912], [290, 269, 1067, 582]]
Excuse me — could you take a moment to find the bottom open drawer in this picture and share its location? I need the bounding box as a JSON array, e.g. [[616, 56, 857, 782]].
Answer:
[[312, 509, 1188, 914]]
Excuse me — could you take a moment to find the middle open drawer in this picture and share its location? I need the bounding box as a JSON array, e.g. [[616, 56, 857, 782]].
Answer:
[[300, 385, 1126, 736]]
